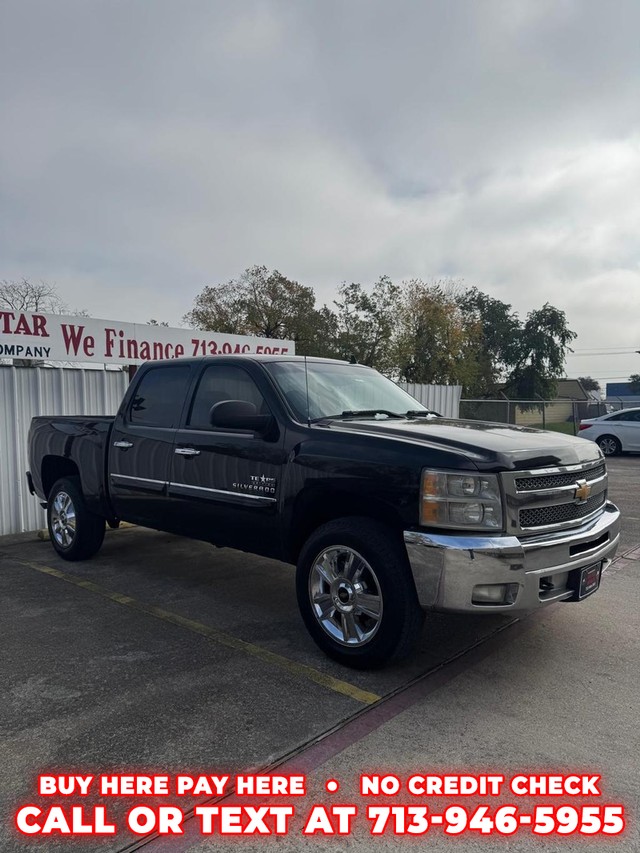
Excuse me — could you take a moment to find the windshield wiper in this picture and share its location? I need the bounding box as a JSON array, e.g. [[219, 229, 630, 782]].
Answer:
[[309, 409, 442, 424], [310, 409, 405, 423], [341, 409, 406, 419]]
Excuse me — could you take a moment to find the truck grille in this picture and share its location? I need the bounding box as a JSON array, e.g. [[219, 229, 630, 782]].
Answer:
[[515, 463, 605, 492], [501, 460, 608, 535], [519, 491, 606, 529]]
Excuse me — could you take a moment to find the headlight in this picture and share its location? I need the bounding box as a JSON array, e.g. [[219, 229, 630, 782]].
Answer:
[[420, 470, 503, 530]]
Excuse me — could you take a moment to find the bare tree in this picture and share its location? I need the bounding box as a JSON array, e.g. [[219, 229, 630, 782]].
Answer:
[[0, 278, 68, 313], [0, 279, 89, 365]]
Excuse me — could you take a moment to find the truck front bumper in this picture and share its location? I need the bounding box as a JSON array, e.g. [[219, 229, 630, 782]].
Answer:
[[403, 502, 621, 613]]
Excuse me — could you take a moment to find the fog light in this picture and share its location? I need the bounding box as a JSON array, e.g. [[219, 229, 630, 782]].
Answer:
[[472, 583, 519, 605]]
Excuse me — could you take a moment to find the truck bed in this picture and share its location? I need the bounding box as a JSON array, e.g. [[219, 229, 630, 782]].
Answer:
[[28, 416, 115, 519]]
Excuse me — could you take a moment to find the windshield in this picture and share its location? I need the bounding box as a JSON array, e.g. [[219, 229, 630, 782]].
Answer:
[[264, 361, 429, 422]]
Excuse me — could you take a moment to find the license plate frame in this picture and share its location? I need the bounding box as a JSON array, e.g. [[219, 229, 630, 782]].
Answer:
[[568, 562, 603, 601]]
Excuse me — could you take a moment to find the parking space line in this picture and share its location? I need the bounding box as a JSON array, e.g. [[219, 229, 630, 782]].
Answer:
[[118, 615, 532, 853], [15, 559, 381, 706], [619, 544, 640, 560]]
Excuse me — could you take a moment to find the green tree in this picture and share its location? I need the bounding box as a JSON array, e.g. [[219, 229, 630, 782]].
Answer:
[[302, 304, 342, 360], [332, 277, 400, 369], [504, 304, 576, 399], [456, 288, 521, 395], [578, 376, 601, 392], [394, 279, 484, 388], [184, 266, 330, 356]]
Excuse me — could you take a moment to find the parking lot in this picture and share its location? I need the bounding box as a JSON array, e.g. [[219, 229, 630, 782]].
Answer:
[[1, 456, 639, 851]]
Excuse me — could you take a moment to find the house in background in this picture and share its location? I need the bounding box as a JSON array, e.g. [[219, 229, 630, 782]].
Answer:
[[555, 379, 592, 401], [461, 378, 604, 428], [515, 378, 592, 426]]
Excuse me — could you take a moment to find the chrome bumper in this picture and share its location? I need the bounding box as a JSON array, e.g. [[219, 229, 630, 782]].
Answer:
[[403, 502, 621, 613]]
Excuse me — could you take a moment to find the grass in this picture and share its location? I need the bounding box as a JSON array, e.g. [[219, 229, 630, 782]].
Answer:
[[526, 421, 577, 436]]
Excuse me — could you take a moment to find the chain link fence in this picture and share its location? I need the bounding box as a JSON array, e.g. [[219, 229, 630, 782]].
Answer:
[[605, 397, 640, 413], [459, 398, 610, 435]]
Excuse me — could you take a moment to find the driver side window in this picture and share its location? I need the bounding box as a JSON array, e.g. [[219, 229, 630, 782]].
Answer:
[[188, 365, 269, 430]]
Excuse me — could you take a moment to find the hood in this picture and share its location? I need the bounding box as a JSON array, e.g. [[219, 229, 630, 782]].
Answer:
[[320, 417, 603, 471]]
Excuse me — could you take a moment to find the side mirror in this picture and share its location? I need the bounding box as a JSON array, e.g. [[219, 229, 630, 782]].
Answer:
[[209, 400, 273, 434]]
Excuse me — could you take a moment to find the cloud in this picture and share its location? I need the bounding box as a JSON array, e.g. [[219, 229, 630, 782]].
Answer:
[[0, 0, 639, 385]]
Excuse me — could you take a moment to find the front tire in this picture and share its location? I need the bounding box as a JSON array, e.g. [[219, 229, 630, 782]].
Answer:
[[47, 477, 105, 561], [296, 517, 424, 669], [597, 435, 621, 456]]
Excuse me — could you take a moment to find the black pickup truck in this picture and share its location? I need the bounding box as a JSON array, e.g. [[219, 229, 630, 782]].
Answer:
[[27, 356, 621, 667]]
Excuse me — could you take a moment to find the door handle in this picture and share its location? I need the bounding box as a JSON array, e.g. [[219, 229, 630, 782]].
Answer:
[[113, 440, 133, 449], [174, 447, 200, 457]]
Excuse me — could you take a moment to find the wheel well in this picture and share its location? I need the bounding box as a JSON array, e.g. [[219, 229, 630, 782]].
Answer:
[[598, 434, 621, 449], [287, 490, 404, 563], [41, 456, 80, 498]]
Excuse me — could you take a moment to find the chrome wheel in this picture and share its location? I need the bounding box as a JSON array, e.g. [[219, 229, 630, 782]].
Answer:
[[309, 546, 383, 647], [598, 437, 620, 456], [50, 490, 77, 548]]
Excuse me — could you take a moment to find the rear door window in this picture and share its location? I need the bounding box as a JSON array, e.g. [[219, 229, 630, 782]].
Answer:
[[130, 366, 191, 427], [609, 411, 640, 422]]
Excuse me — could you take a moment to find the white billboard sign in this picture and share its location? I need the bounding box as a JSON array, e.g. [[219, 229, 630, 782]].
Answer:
[[0, 311, 295, 365]]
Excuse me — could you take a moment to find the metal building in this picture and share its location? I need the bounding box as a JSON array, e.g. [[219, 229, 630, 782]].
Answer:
[[1, 367, 461, 536], [0, 366, 127, 536]]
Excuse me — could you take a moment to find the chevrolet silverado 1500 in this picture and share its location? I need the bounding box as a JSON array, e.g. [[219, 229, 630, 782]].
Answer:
[[27, 356, 621, 667]]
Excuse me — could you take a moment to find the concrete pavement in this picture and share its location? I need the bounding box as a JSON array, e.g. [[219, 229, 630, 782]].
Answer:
[[1, 456, 638, 851]]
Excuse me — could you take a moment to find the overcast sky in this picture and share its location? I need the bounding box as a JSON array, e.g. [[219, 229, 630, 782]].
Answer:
[[1, 0, 639, 388]]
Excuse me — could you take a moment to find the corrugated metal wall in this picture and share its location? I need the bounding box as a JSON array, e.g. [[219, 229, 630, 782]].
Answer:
[[398, 383, 461, 419], [0, 366, 128, 535], [0, 368, 460, 536]]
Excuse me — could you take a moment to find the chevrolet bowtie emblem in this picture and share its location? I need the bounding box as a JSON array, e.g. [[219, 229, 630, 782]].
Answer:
[[574, 480, 592, 503]]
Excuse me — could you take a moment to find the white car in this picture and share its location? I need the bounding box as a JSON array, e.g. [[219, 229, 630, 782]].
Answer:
[[579, 407, 640, 455]]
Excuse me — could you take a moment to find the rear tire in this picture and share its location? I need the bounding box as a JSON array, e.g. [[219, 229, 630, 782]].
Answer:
[[296, 517, 424, 669], [597, 435, 621, 457], [47, 477, 105, 561]]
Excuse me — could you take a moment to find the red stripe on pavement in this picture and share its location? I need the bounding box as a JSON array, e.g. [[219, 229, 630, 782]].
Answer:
[[118, 617, 536, 853]]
